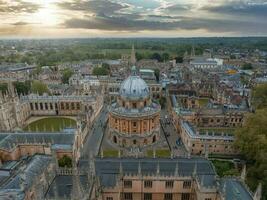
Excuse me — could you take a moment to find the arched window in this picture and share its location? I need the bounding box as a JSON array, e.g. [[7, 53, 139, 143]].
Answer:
[[133, 139, 137, 145], [152, 135, 156, 143], [113, 136, 117, 144]]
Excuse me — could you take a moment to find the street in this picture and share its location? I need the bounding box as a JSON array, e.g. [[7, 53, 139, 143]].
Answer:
[[160, 109, 187, 157], [80, 106, 108, 159]]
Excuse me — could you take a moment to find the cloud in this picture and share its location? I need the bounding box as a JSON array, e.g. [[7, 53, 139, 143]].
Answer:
[[62, 14, 267, 35], [0, 0, 40, 13], [1, 0, 267, 37], [58, 0, 127, 15], [202, 1, 267, 17]]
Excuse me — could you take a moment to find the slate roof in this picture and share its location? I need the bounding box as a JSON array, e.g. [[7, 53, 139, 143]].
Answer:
[[0, 132, 75, 151], [219, 178, 253, 200], [45, 175, 89, 199], [2, 155, 52, 191], [94, 157, 216, 188]]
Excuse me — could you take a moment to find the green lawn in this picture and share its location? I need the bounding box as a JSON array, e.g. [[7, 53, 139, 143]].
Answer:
[[102, 149, 119, 157], [211, 160, 240, 177], [198, 98, 209, 107], [146, 149, 171, 158], [24, 117, 76, 132]]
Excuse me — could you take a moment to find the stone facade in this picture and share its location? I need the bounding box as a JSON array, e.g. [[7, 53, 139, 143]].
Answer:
[[0, 83, 103, 131], [108, 67, 161, 148]]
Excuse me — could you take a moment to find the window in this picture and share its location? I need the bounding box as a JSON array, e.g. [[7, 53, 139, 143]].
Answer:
[[124, 193, 132, 200], [133, 122, 137, 127], [144, 193, 152, 200], [124, 180, 132, 188], [164, 193, 173, 200], [183, 181, 191, 189], [205, 198, 211, 200], [181, 193, 190, 200], [165, 181, 174, 188], [133, 103, 137, 108], [106, 197, 113, 200], [144, 180, 152, 188]]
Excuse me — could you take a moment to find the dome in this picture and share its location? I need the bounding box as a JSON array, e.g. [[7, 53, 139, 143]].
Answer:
[[119, 74, 149, 100]]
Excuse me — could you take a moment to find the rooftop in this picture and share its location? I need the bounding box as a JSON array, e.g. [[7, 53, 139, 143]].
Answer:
[[95, 157, 216, 188]]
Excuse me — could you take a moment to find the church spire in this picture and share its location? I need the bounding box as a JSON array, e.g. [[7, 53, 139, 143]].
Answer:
[[71, 161, 84, 200], [191, 45, 195, 58], [131, 44, 136, 65]]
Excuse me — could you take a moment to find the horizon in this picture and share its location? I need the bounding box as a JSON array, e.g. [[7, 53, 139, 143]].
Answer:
[[1, 36, 267, 40]]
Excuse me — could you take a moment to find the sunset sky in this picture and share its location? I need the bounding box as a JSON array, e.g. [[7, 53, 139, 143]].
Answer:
[[0, 0, 267, 38]]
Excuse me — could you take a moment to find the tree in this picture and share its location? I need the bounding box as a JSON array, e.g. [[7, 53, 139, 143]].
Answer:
[[242, 63, 253, 70], [102, 63, 111, 75], [234, 84, 267, 198], [154, 68, 160, 82], [151, 53, 162, 62], [252, 83, 267, 109], [92, 66, 109, 76], [0, 83, 8, 93], [13, 81, 31, 95], [62, 68, 74, 84], [175, 56, 184, 63], [31, 80, 50, 95], [234, 109, 267, 197], [159, 96, 166, 108], [162, 52, 170, 62], [230, 55, 236, 59], [58, 155, 72, 168], [136, 52, 144, 61]]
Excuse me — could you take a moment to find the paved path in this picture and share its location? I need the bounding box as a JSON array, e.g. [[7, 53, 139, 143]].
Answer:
[[160, 109, 187, 157], [80, 106, 108, 159]]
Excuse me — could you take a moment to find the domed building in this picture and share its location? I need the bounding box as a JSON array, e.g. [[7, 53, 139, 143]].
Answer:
[[108, 66, 161, 148]]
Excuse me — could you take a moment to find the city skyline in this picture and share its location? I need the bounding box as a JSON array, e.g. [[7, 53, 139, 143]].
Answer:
[[0, 0, 267, 38]]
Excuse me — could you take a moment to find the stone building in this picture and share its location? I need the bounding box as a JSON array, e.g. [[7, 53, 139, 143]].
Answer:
[[0, 83, 103, 131], [168, 95, 247, 156], [180, 121, 235, 155], [22, 94, 102, 117], [92, 157, 256, 200], [0, 155, 56, 200], [108, 67, 161, 148], [0, 129, 77, 162], [0, 83, 30, 131]]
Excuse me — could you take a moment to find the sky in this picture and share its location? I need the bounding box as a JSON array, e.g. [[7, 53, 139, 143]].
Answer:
[[0, 0, 267, 38]]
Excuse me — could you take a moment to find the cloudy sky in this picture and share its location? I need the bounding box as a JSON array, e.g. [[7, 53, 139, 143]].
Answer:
[[0, 0, 267, 38]]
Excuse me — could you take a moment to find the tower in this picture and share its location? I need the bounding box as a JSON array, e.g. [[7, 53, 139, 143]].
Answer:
[[130, 44, 136, 65], [190, 45, 195, 58]]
